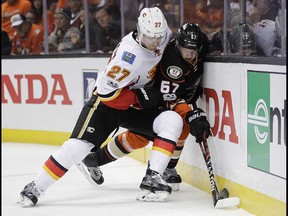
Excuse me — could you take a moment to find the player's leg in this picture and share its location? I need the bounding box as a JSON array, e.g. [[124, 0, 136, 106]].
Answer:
[[81, 108, 157, 185], [163, 140, 185, 191], [82, 130, 150, 184], [163, 103, 191, 191], [137, 110, 183, 201], [18, 138, 95, 208], [17, 98, 117, 207]]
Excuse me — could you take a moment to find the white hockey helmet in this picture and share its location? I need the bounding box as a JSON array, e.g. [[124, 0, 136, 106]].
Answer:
[[137, 7, 168, 38]]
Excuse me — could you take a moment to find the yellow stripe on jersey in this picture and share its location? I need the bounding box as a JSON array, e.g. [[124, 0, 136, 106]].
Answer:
[[152, 146, 173, 157], [78, 96, 101, 138], [97, 89, 122, 102], [43, 164, 60, 180]]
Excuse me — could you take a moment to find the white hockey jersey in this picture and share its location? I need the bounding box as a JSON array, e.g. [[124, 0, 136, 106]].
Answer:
[[95, 29, 172, 100]]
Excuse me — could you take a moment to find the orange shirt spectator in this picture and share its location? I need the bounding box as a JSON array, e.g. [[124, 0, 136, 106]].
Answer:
[[2, 0, 32, 39], [31, 0, 55, 35], [56, 0, 101, 12], [40, 11, 55, 35], [56, 0, 68, 11], [10, 14, 44, 55]]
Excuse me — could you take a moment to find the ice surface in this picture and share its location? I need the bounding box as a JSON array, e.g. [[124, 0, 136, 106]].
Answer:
[[2, 143, 255, 216]]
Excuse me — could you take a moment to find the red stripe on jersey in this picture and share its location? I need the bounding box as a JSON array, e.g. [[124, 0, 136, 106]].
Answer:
[[44, 156, 67, 179], [102, 88, 138, 110], [153, 138, 175, 154]]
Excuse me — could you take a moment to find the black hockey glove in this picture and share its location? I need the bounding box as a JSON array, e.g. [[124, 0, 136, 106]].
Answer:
[[135, 87, 164, 109], [185, 108, 210, 143]]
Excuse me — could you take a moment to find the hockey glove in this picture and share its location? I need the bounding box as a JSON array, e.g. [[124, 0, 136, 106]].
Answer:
[[135, 87, 164, 109], [185, 108, 210, 143]]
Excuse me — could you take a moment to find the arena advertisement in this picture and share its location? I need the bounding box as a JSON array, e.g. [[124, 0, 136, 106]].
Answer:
[[1, 58, 106, 132], [82, 69, 98, 105], [247, 70, 286, 179]]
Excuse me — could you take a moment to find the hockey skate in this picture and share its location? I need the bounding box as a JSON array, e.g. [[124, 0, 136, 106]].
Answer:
[[137, 169, 172, 202], [17, 181, 43, 207], [163, 167, 182, 191], [76, 153, 104, 185]]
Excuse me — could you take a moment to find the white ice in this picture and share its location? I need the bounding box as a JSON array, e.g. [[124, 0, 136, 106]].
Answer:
[[2, 143, 255, 216]]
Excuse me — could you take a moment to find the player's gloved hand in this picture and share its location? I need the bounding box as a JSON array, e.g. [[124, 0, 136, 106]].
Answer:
[[185, 108, 210, 143], [135, 87, 164, 109]]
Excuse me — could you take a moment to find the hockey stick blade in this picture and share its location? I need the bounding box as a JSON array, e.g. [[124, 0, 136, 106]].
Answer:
[[198, 137, 240, 209], [215, 197, 240, 208]]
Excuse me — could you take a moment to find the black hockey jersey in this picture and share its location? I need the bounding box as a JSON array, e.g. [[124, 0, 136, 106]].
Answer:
[[153, 38, 207, 109]]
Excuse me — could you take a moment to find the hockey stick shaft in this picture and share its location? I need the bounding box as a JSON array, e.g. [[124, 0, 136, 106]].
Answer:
[[198, 137, 220, 206], [198, 133, 240, 208]]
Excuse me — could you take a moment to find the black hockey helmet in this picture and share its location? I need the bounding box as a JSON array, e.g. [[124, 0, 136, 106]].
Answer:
[[176, 22, 202, 50], [230, 23, 255, 53]]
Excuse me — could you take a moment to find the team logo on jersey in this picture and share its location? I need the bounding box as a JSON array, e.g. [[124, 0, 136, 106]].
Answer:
[[167, 66, 183, 79], [121, 51, 136, 65], [163, 93, 177, 101], [107, 80, 119, 89]]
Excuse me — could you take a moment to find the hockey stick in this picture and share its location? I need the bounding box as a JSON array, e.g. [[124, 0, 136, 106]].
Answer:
[[198, 135, 240, 208]]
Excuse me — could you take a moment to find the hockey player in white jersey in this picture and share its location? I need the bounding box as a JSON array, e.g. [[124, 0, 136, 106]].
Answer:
[[82, 22, 211, 201], [17, 7, 183, 207]]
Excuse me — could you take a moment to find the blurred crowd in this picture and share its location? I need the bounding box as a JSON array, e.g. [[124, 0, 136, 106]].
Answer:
[[1, 0, 286, 56]]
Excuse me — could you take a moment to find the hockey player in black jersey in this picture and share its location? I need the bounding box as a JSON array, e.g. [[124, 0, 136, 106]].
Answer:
[[82, 22, 211, 201]]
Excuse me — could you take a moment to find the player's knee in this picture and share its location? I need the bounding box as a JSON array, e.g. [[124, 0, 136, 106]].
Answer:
[[153, 111, 183, 142], [62, 138, 94, 163], [116, 131, 149, 152]]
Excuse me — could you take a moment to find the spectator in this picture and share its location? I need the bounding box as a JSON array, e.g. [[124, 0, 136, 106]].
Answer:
[[229, 0, 254, 14], [30, 0, 55, 35], [184, 0, 214, 35], [68, 0, 82, 29], [78, 7, 95, 50], [55, 0, 68, 12], [153, 0, 179, 37], [48, 0, 58, 14], [1, 0, 32, 39], [25, 9, 38, 24], [91, 6, 121, 53], [230, 0, 240, 10], [253, 19, 278, 56], [1, 30, 12, 55], [200, 0, 228, 39], [194, 0, 209, 22], [209, 9, 252, 55], [246, 0, 254, 15], [57, 26, 81, 52], [10, 13, 44, 55], [48, 8, 81, 53], [249, 0, 280, 25], [56, 0, 101, 13], [275, 8, 286, 56], [122, 0, 145, 35], [229, 23, 256, 55], [102, 0, 120, 21]]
